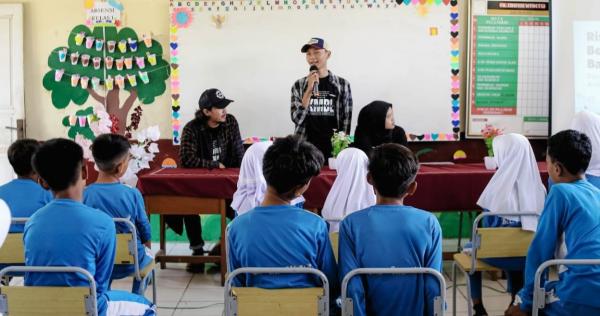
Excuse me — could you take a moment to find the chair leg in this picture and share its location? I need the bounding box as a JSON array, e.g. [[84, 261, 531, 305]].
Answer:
[[462, 267, 473, 316], [152, 269, 157, 305]]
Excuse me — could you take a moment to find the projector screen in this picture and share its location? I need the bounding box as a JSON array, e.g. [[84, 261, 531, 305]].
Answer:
[[551, 0, 600, 134]]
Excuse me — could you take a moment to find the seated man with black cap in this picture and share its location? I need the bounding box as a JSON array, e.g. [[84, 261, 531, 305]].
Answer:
[[169, 88, 244, 272]]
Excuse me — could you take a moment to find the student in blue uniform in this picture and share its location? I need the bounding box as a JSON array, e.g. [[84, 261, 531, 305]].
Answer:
[[83, 134, 153, 294], [0, 139, 52, 232], [338, 143, 442, 316], [227, 135, 338, 310], [506, 130, 600, 316], [467, 134, 546, 316], [25, 138, 155, 316]]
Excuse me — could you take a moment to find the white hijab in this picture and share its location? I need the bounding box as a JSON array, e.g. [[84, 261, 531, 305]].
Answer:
[[231, 141, 304, 215], [477, 133, 546, 231], [322, 148, 376, 232], [0, 200, 11, 247], [571, 111, 600, 177]]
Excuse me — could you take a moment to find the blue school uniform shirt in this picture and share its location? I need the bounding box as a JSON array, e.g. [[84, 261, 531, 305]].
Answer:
[[23, 199, 116, 316], [0, 179, 52, 232], [547, 173, 600, 190], [227, 205, 338, 297], [339, 205, 443, 316], [517, 180, 600, 312], [83, 183, 152, 273]]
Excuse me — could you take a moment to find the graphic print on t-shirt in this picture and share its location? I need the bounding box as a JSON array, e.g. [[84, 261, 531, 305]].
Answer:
[[309, 91, 336, 117], [212, 139, 222, 161]]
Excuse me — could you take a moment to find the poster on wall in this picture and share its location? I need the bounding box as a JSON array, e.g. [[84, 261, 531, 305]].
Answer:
[[467, 0, 550, 137], [169, 0, 461, 145]]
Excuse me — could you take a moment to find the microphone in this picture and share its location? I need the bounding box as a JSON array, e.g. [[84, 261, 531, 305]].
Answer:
[[309, 65, 319, 96]]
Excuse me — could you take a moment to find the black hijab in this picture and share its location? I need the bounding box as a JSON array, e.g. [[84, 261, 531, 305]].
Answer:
[[353, 101, 395, 155]]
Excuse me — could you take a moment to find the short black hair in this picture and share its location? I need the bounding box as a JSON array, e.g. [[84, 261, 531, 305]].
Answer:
[[368, 143, 419, 198], [263, 135, 324, 196], [32, 138, 83, 191], [91, 133, 131, 172], [547, 129, 591, 176], [7, 139, 40, 177]]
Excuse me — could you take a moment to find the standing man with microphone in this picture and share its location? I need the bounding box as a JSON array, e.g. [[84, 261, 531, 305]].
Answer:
[[291, 37, 353, 160]]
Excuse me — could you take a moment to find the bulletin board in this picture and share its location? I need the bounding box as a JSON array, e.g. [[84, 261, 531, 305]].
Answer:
[[466, 0, 550, 137]]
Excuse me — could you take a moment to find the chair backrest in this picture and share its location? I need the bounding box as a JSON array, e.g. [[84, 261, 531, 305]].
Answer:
[[0, 218, 28, 265], [112, 218, 140, 278], [340, 267, 446, 316], [329, 232, 339, 262], [470, 212, 538, 261], [0, 266, 98, 316], [532, 259, 600, 316], [224, 267, 329, 316], [232, 287, 325, 316], [0, 233, 25, 264], [476, 227, 533, 258]]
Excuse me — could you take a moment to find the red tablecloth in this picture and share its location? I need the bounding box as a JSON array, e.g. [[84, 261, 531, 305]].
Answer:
[[138, 162, 548, 211]]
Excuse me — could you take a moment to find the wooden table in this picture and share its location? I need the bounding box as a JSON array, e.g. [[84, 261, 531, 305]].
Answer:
[[143, 195, 227, 285], [139, 163, 549, 277]]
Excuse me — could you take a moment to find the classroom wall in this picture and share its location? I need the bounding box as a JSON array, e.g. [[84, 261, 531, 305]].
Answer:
[[0, 0, 468, 142]]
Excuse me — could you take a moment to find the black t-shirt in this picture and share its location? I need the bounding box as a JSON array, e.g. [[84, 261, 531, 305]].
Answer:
[[208, 127, 224, 163], [305, 76, 338, 158]]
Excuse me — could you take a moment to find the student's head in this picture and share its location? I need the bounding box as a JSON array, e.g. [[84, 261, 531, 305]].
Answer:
[[263, 135, 324, 201], [7, 139, 41, 178], [546, 129, 591, 183], [301, 38, 331, 70], [91, 133, 131, 177], [357, 101, 395, 135], [367, 143, 418, 199], [32, 138, 87, 193], [195, 89, 233, 124]]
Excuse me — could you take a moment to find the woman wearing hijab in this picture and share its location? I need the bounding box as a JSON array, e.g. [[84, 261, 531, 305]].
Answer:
[[467, 133, 547, 316], [231, 141, 304, 216], [569, 111, 600, 188], [322, 148, 376, 232], [353, 101, 407, 156]]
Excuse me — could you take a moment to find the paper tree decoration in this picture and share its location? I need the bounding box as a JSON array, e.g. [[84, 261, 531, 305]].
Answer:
[[43, 24, 170, 139]]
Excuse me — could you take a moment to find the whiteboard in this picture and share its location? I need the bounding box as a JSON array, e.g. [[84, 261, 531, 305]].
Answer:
[[169, 0, 461, 144], [466, 0, 550, 138]]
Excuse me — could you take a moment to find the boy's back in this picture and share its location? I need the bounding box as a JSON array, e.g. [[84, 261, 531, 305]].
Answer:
[[518, 180, 600, 309], [83, 183, 152, 281], [83, 183, 151, 241], [339, 205, 442, 316], [0, 179, 52, 232], [24, 199, 116, 314], [228, 205, 337, 289]]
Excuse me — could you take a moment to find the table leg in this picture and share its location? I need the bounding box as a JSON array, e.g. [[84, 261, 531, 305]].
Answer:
[[220, 200, 227, 286], [159, 214, 167, 269]]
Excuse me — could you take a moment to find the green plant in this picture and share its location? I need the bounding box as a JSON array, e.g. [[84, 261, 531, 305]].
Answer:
[[331, 131, 351, 158]]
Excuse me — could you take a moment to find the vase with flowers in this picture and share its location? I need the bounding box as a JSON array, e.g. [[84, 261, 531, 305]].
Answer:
[[481, 124, 503, 170], [329, 130, 351, 169]]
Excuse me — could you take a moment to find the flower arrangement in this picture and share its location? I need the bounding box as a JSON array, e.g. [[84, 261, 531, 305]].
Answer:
[[120, 125, 160, 186], [73, 106, 160, 186], [481, 124, 503, 157], [331, 131, 351, 158]]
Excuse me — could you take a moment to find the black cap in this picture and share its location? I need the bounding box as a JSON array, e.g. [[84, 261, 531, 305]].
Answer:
[[198, 88, 233, 109]]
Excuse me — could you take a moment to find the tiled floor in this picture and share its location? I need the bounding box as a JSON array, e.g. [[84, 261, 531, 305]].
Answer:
[[108, 242, 517, 315]]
